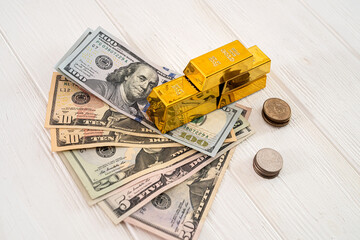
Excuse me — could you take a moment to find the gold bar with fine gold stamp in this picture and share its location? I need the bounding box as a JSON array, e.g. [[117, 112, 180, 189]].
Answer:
[[183, 40, 253, 91], [218, 75, 267, 108], [222, 45, 270, 94], [146, 76, 198, 120], [146, 76, 219, 123]]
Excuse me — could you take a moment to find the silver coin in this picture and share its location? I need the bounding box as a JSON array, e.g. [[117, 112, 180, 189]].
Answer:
[[253, 160, 280, 179], [255, 148, 283, 174]]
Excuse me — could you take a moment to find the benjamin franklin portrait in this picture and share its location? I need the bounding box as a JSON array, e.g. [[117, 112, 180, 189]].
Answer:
[[87, 62, 159, 119]]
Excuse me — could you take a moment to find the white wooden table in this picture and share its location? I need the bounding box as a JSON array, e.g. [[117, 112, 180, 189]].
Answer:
[[1, 1, 360, 239]]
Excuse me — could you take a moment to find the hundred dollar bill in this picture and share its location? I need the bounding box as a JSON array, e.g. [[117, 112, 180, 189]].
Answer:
[[58, 108, 251, 205], [57, 26, 179, 129], [56, 27, 237, 156], [45, 73, 237, 142], [60, 146, 196, 200], [50, 128, 182, 152], [97, 116, 251, 223], [125, 149, 234, 240], [165, 106, 245, 157]]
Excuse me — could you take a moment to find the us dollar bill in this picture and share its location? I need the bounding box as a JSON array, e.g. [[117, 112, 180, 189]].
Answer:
[[56, 27, 238, 156], [235, 103, 252, 120], [165, 106, 244, 157], [50, 128, 182, 152], [97, 115, 252, 223], [125, 148, 235, 240], [98, 148, 234, 224], [58, 108, 251, 205], [57, 26, 179, 130], [45, 72, 237, 142], [60, 146, 196, 200]]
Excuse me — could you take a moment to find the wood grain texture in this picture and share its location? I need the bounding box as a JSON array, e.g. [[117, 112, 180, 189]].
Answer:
[[205, 0, 360, 171], [299, 0, 360, 57], [0, 0, 359, 239]]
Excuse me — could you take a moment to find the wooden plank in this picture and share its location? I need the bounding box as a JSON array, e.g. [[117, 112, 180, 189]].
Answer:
[[299, 0, 360, 57], [97, 0, 360, 239]]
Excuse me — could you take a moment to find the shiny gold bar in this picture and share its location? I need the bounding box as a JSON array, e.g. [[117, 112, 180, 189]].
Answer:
[[164, 84, 219, 116], [218, 75, 267, 108], [147, 76, 198, 111], [222, 45, 270, 94], [146, 76, 198, 120], [183, 40, 253, 91], [147, 76, 219, 122], [154, 98, 217, 133]]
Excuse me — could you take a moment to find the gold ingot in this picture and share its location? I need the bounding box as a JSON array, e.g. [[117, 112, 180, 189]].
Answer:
[[155, 98, 217, 133], [218, 75, 267, 108], [147, 76, 198, 114], [222, 45, 270, 93], [146, 76, 197, 121], [164, 84, 219, 117], [147, 76, 219, 122], [183, 40, 253, 91]]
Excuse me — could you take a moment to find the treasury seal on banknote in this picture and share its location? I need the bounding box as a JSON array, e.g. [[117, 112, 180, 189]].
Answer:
[[151, 193, 171, 210], [96, 146, 116, 158], [95, 55, 113, 70], [72, 91, 91, 104]]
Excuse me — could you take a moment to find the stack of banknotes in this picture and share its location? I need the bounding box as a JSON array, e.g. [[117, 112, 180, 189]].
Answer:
[[44, 26, 255, 240]]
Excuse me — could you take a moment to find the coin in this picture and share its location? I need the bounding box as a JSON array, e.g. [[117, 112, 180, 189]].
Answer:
[[262, 110, 290, 127], [253, 148, 283, 178], [253, 160, 280, 179], [263, 98, 291, 123]]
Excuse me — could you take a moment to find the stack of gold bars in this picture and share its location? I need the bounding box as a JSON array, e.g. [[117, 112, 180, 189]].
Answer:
[[147, 41, 270, 133], [45, 26, 271, 240]]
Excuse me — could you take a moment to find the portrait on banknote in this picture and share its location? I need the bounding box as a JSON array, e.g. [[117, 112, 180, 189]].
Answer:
[[186, 160, 219, 210], [58, 27, 177, 126], [87, 62, 159, 120]]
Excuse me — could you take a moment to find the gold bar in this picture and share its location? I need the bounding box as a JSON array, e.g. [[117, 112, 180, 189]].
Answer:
[[183, 40, 253, 91], [154, 98, 217, 133], [146, 76, 198, 120], [147, 76, 220, 122], [218, 75, 267, 108], [222, 45, 270, 93], [164, 84, 219, 115], [147, 76, 198, 110]]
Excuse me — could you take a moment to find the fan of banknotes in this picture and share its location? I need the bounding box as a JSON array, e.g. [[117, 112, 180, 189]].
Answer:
[[44, 27, 255, 240]]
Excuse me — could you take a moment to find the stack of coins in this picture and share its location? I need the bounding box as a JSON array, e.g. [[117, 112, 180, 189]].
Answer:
[[253, 148, 283, 178], [147, 41, 271, 133], [262, 98, 291, 127]]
